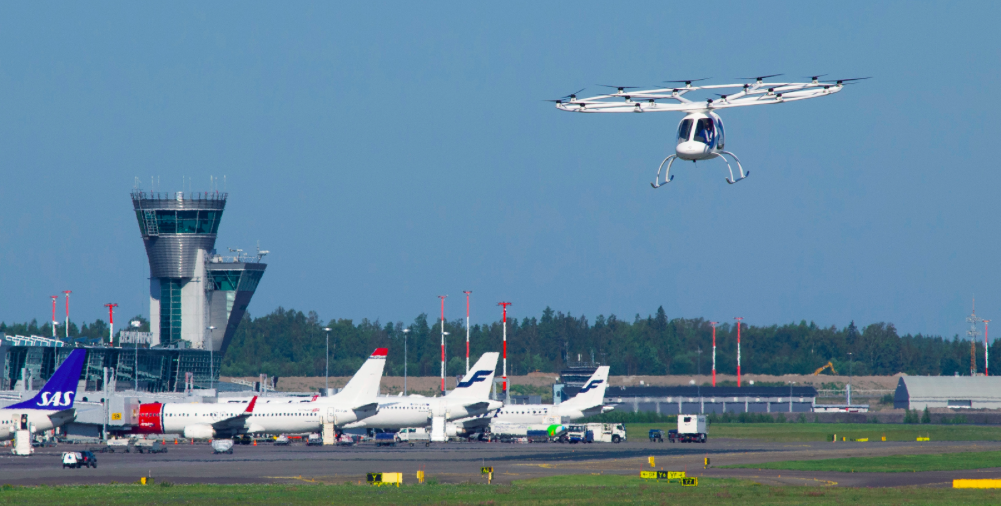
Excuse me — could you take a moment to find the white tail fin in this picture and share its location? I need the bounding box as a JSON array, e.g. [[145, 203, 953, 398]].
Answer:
[[336, 348, 388, 408], [560, 366, 610, 411], [447, 352, 498, 400]]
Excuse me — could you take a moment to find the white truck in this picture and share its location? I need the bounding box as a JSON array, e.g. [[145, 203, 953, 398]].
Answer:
[[397, 427, 431, 447], [670, 415, 708, 443], [585, 423, 626, 443]]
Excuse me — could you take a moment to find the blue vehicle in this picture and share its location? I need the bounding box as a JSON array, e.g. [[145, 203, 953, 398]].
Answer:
[[374, 432, 398, 447]]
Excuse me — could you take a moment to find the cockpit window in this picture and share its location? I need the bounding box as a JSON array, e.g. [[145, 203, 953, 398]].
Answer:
[[693, 118, 715, 145], [677, 119, 693, 144]]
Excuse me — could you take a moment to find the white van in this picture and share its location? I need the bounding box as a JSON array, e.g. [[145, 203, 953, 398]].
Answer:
[[397, 427, 431, 446], [62, 452, 81, 468]]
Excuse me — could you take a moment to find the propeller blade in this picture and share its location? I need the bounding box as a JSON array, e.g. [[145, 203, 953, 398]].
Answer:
[[664, 78, 710, 85], [835, 77, 872, 84], [597, 84, 640, 90], [562, 88, 586, 99], [805, 74, 829, 81], [738, 73, 783, 81]]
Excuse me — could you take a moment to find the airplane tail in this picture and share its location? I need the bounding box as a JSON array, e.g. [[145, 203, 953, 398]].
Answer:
[[447, 352, 498, 400], [337, 348, 388, 408], [560, 366, 610, 411], [8, 349, 87, 410]]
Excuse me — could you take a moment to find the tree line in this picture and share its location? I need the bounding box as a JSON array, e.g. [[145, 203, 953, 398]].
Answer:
[[3, 306, 992, 378]]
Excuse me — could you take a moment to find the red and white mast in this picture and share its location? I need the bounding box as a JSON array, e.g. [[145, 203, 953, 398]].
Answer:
[[710, 321, 719, 387], [734, 317, 744, 387], [463, 290, 472, 376], [498, 302, 512, 398], [105, 303, 119, 344], [438, 295, 447, 394], [63, 290, 72, 339], [50, 296, 58, 338]]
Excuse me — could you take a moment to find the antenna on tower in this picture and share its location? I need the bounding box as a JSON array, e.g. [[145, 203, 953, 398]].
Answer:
[[967, 297, 982, 376]]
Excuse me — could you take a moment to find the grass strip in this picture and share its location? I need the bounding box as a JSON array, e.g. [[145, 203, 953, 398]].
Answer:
[[0, 475, 999, 505], [721, 451, 1001, 473]]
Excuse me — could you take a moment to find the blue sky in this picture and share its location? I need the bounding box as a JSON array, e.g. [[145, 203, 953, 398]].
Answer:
[[0, 2, 997, 338]]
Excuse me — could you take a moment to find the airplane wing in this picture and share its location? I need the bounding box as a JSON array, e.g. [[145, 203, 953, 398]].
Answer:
[[211, 396, 257, 433]]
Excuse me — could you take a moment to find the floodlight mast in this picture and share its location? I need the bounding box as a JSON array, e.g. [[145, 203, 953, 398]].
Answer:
[[734, 317, 744, 387], [50, 296, 58, 338], [710, 321, 719, 387], [438, 295, 447, 394], [463, 291, 472, 375], [63, 291, 71, 339], [984, 319, 991, 377], [104, 303, 119, 344], [498, 302, 512, 401]]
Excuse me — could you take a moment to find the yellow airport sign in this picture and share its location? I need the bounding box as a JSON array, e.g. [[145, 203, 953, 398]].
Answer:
[[954, 479, 1001, 489], [681, 477, 698, 486]]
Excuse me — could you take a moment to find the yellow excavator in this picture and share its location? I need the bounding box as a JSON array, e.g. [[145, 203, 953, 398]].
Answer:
[[813, 361, 838, 375]]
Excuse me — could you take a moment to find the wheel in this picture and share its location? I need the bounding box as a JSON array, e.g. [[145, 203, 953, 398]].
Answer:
[[410, 443, 414, 447], [425, 442, 429, 447], [92, 463, 97, 468], [612, 435, 621, 444]]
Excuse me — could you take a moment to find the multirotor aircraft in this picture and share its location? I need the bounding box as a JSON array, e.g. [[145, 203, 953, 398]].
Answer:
[[550, 75, 866, 188]]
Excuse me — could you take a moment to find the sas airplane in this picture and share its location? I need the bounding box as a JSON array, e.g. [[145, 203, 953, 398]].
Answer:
[[134, 348, 388, 439], [1, 349, 87, 440], [341, 352, 502, 432]]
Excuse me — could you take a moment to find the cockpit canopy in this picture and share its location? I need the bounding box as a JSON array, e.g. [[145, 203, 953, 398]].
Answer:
[[677, 114, 725, 150]]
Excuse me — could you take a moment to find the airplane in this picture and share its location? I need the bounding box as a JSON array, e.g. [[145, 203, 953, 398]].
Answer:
[[454, 366, 612, 429], [133, 348, 388, 439], [551, 75, 867, 187], [0, 349, 87, 440], [341, 352, 502, 433]]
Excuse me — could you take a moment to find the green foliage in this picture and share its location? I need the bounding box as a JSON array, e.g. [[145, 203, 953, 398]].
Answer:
[[880, 393, 894, 404], [578, 412, 677, 424], [922, 406, 932, 424], [708, 412, 786, 424], [903, 409, 920, 424], [723, 451, 1001, 473]]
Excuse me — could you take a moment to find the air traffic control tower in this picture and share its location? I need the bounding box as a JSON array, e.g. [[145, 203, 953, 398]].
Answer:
[[131, 190, 266, 355]]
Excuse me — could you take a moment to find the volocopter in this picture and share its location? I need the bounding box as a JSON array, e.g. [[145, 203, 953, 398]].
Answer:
[[550, 74, 868, 188]]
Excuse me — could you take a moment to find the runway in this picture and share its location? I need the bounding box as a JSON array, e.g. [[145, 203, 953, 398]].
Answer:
[[5, 437, 1001, 488]]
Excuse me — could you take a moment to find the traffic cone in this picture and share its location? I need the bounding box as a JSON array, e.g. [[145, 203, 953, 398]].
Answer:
[[174, 439, 178, 445], [253, 439, 257, 446], [190, 439, 193, 445]]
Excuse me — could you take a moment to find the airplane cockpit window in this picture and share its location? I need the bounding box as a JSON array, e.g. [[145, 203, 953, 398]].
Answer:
[[693, 118, 715, 145], [677, 119, 693, 144]]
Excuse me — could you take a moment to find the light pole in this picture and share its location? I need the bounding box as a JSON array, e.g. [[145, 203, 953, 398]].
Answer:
[[697, 346, 702, 376], [63, 290, 72, 339], [734, 317, 744, 387], [847, 352, 853, 406], [323, 327, 331, 392], [984, 319, 991, 377], [710, 321, 719, 387], [438, 295, 447, 395], [402, 328, 410, 395], [463, 290, 472, 376], [104, 303, 119, 345], [50, 296, 58, 338], [131, 320, 141, 391], [788, 381, 795, 413], [207, 326, 216, 392]]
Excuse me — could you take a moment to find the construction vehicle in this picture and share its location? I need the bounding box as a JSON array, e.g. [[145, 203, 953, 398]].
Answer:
[[814, 361, 838, 375]]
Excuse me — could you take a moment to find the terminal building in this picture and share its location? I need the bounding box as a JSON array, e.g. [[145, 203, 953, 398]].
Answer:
[[603, 385, 818, 414], [0, 190, 266, 394]]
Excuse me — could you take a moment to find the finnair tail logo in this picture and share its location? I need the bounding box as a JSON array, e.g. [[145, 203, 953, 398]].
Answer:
[[579, 379, 604, 394], [38, 391, 74, 407], [457, 370, 491, 388]]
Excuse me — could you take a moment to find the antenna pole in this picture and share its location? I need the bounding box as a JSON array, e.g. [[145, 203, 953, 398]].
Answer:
[[710, 321, 719, 387], [734, 317, 744, 387], [498, 302, 512, 401], [967, 298, 981, 376], [984, 319, 992, 377], [63, 291, 72, 339], [463, 291, 472, 375]]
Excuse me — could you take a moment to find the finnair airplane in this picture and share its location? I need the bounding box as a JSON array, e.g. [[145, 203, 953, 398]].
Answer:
[[134, 348, 388, 439], [471, 366, 611, 425], [342, 352, 502, 431], [0, 349, 87, 440]]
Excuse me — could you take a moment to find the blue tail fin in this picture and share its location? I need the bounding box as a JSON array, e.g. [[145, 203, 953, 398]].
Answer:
[[7, 349, 87, 410]]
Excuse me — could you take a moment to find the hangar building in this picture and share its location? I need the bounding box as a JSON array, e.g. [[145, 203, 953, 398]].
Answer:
[[893, 376, 1001, 410]]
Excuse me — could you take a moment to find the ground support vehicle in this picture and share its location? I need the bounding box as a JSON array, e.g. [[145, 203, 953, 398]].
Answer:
[[397, 427, 431, 447], [62, 452, 80, 468], [336, 433, 355, 446], [649, 429, 665, 442], [526, 430, 550, 443], [586, 423, 626, 443], [565, 425, 593, 444], [374, 432, 398, 447], [306, 433, 323, 446], [107, 438, 131, 452], [274, 435, 290, 446], [671, 415, 708, 443], [212, 439, 235, 454]]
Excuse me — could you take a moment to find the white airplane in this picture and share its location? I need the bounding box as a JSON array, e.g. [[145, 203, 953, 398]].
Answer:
[[0, 349, 87, 440], [133, 348, 388, 439], [341, 352, 502, 432], [466, 366, 611, 426]]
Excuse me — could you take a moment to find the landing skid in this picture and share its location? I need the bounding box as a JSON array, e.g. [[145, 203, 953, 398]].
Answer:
[[651, 155, 677, 188], [716, 151, 749, 184]]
